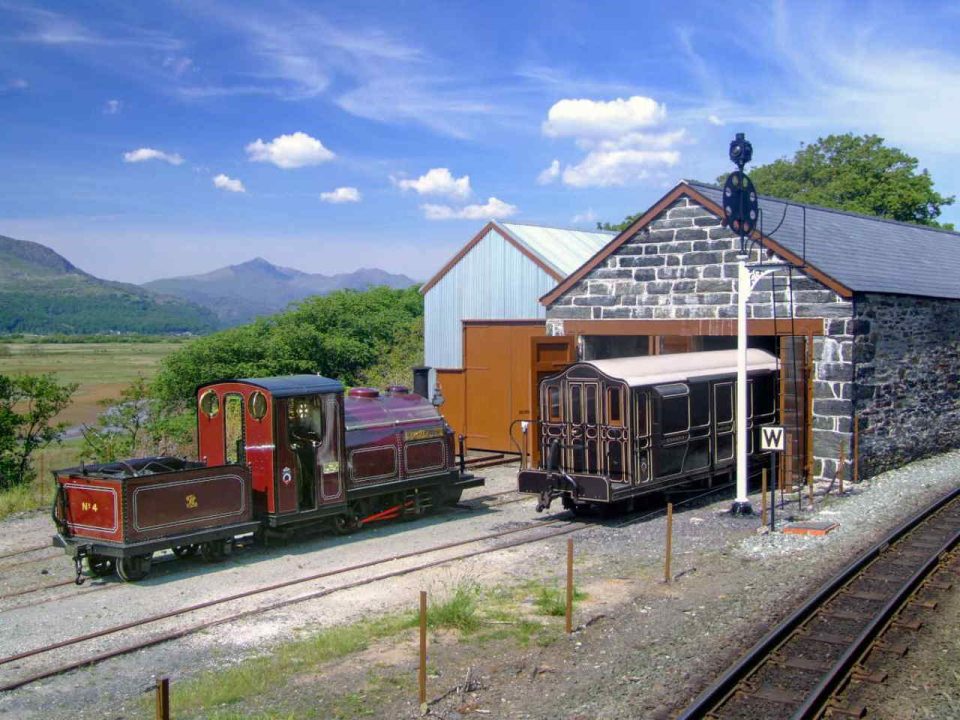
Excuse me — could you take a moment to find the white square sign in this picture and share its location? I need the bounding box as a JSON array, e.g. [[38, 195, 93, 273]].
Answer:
[[759, 425, 786, 452]]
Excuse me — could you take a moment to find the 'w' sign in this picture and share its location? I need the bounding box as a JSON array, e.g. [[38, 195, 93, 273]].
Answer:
[[760, 425, 786, 452]]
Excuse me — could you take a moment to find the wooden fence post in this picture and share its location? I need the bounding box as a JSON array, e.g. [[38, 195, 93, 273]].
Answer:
[[837, 445, 847, 495], [760, 468, 768, 527], [419, 591, 427, 708], [853, 414, 860, 483], [565, 538, 574, 634], [155, 677, 169, 720], [664, 503, 673, 584]]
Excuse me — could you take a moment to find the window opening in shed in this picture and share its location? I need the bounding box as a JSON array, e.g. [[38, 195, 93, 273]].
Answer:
[[224, 394, 246, 465]]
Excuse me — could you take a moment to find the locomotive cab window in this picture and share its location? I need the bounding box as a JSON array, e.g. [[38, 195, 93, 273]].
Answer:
[[199, 390, 220, 418], [224, 394, 246, 465]]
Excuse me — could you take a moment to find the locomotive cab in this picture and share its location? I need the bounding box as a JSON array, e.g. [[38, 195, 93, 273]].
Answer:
[[196, 375, 348, 523], [519, 349, 779, 511]]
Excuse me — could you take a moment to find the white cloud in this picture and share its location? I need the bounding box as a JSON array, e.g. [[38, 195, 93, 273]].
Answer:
[[571, 209, 597, 224], [163, 56, 194, 77], [586, 129, 687, 152], [320, 186, 361, 203], [213, 174, 246, 193], [562, 149, 680, 188], [245, 132, 335, 169], [421, 197, 518, 221], [394, 168, 471, 199], [122, 147, 184, 165], [103, 99, 122, 114], [543, 96, 667, 138], [537, 159, 560, 185], [708, 114, 724, 126]]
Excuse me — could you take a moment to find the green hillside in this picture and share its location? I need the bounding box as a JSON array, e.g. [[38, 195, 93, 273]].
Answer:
[[0, 235, 218, 334]]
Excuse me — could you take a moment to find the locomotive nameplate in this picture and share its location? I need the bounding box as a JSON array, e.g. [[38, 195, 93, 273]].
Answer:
[[405, 428, 443, 441]]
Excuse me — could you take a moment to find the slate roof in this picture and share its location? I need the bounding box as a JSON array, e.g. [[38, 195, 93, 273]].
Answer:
[[686, 180, 960, 301]]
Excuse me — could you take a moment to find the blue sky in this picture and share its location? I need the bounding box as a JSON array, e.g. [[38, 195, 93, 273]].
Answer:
[[1, 0, 959, 283]]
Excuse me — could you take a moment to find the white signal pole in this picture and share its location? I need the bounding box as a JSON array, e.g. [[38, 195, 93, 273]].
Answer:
[[731, 260, 791, 515]]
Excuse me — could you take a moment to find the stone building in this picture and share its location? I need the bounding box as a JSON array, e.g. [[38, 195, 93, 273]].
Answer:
[[540, 180, 960, 486]]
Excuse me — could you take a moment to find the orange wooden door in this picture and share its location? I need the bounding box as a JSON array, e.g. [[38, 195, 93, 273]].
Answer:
[[462, 323, 546, 452]]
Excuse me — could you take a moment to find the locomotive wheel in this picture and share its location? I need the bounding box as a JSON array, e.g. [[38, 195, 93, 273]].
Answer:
[[86, 554, 115, 578], [332, 513, 358, 535], [116, 554, 152, 582], [172, 544, 199, 558], [200, 539, 229, 562]]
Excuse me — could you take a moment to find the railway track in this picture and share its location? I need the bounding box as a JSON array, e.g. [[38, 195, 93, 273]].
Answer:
[[0, 477, 734, 693], [0, 513, 579, 692], [677, 485, 960, 720]]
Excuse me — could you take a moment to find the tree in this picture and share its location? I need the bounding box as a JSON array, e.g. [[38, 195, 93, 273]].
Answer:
[[153, 285, 425, 407], [80, 376, 195, 463], [718, 134, 955, 228], [597, 213, 642, 232], [0, 374, 76, 489]]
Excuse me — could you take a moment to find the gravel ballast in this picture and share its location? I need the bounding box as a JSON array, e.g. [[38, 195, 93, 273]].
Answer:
[[0, 450, 957, 719]]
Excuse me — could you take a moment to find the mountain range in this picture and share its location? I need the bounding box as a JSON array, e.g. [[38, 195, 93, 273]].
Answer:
[[0, 234, 418, 334], [143, 258, 417, 326], [0, 235, 218, 334]]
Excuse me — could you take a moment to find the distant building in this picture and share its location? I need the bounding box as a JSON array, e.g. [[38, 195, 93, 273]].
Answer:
[[421, 221, 613, 451]]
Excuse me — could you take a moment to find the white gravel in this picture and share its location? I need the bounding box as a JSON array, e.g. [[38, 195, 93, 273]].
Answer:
[[1, 449, 958, 720]]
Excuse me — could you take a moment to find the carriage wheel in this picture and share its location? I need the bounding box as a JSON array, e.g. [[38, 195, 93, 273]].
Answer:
[[200, 539, 229, 562], [172, 544, 199, 559], [116, 554, 152, 582], [86, 554, 115, 578]]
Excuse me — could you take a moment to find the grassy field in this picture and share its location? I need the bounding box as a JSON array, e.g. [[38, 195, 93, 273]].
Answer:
[[0, 341, 184, 426]]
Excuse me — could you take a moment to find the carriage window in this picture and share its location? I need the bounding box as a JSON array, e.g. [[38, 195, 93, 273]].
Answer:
[[635, 391, 648, 436], [751, 374, 776, 418], [715, 383, 734, 424], [224, 394, 246, 464], [585, 385, 597, 425], [571, 385, 582, 424], [547, 385, 561, 421], [661, 395, 689, 435], [690, 383, 710, 428], [608, 387, 622, 426]]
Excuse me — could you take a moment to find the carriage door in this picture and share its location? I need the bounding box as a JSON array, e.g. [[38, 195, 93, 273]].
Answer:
[[604, 385, 628, 481], [566, 381, 600, 474]]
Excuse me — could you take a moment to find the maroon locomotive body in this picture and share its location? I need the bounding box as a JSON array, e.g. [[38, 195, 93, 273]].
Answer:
[[52, 375, 482, 581]]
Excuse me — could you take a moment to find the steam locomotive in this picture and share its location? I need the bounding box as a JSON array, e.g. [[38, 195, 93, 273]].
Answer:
[[52, 375, 482, 581], [518, 349, 778, 512]]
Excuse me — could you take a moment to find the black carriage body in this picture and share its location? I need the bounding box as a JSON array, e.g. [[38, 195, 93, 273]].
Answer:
[[519, 349, 778, 505]]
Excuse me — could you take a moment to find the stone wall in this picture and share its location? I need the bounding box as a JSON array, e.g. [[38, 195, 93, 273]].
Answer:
[[547, 196, 855, 483], [853, 293, 960, 477]]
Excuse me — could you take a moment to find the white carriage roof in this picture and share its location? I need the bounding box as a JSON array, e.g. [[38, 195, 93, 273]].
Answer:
[[585, 349, 778, 387]]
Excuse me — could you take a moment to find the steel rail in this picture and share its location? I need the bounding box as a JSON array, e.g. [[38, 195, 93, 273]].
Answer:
[[796, 527, 959, 718], [1, 475, 737, 692], [676, 485, 960, 720], [0, 544, 49, 561], [0, 515, 573, 672], [0, 518, 585, 692]]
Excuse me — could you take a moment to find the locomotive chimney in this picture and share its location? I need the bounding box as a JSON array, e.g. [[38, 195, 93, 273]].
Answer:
[[412, 366, 431, 399]]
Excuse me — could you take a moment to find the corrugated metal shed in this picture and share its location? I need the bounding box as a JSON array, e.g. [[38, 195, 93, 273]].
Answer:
[[688, 181, 960, 300], [498, 222, 613, 277], [424, 222, 612, 370]]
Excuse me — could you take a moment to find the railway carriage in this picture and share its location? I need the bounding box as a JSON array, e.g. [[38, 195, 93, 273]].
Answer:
[[52, 375, 482, 581], [519, 349, 778, 512]]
